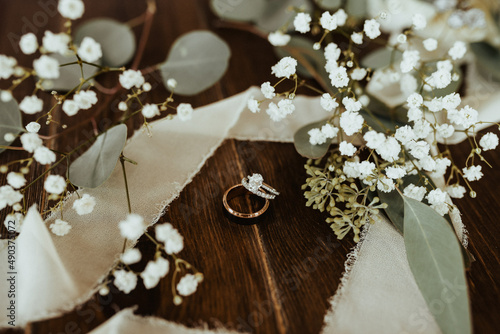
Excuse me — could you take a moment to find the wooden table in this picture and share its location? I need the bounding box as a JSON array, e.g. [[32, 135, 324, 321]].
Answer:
[[1, 1, 499, 333]]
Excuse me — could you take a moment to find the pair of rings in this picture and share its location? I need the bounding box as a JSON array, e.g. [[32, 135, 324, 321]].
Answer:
[[223, 173, 279, 222]]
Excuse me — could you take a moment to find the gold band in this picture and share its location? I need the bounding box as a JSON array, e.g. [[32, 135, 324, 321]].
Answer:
[[222, 184, 269, 219]]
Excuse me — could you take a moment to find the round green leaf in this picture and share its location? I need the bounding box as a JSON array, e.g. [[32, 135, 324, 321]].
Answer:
[[315, 0, 342, 10], [159, 30, 231, 96], [69, 124, 127, 188], [403, 196, 472, 334], [345, 0, 368, 17], [74, 18, 136, 67], [361, 47, 402, 69], [470, 42, 500, 82], [40, 53, 99, 92], [294, 119, 330, 159], [0, 99, 23, 154], [255, 0, 313, 32], [210, 0, 267, 22]]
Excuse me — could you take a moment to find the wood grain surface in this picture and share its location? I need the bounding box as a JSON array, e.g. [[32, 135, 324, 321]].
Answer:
[[0, 1, 499, 333]]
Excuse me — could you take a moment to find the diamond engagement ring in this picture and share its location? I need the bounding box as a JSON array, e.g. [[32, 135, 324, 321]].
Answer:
[[241, 173, 280, 200]]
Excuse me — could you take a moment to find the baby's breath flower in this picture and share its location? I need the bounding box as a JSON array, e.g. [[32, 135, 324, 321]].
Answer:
[[271, 57, 297, 79], [321, 124, 338, 139], [400, 50, 420, 73], [141, 257, 169, 289], [121, 248, 141, 265], [320, 11, 336, 31], [423, 38, 438, 52], [446, 184, 466, 199], [412, 13, 427, 30], [50, 219, 72, 236], [60, 100, 78, 116], [42, 31, 70, 55], [177, 103, 193, 121], [342, 97, 362, 112], [72, 194, 96, 215], [19, 33, 38, 55], [119, 69, 145, 90], [113, 269, 137, 294], [329, 66, 349, 88], [1, 90, 12, 102], [44, 174, 66, 194], [363, 131, 385, 150], [20, 133, 42, 153], [247, 97, 260, 113], [118, 101, 128, 111], [376, 137, 401, 162], [268, 31, 290, 46], [403, 184, 426, 201], [77, 37, 102, 63], [385, 166, 406, 180], [142, 82, 152, 92], [339, 141, 356, 156], [141, 104, 160, 118], [447, 105, 478, 129], [58, 0, 85, 20], [339, 111, 364, 136], [260, 81, 275, 99], [166, 78, 177, 89], [34, 146, 56, 165], [437, 123, 455, 139], [320, 93, 338, 112], [155, 223, 184, 254], [408, 140, 430, 159], [33, 55, 60, 79], [26, 122, 41, 133], [119, 213, 145, 240], [74, 90, 97, 110], [324, 43, 341, 62], [377, 175, 395, 193], [479, 132, 499, 151], [177, 274, 199, 296], [462, 165, 483, 181], [363, 19, 381, 39], [448, 41, 467, 60], [413, 119, 432, 139], [294, 13, 311, 33], [395, 125, 416, 145], [0, 185, 23, 210], [351, 32, 363, 45], [308, 128, 326, 145], [7, 172, 26, 189], [0, 55, 16, 79], [19, 95, 43, 115], [351, 68, 367, 80]]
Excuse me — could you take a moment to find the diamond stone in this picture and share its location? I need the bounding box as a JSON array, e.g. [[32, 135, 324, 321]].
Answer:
[[247, 173, 263, 192]]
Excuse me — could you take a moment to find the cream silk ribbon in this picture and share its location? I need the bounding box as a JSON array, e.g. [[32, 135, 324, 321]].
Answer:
[[1, 81, 498, 332]]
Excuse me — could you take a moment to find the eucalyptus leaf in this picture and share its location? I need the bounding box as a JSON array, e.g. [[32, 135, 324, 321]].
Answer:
[[361, 96, 407, 133], [74, 18, 136, 67], [255, 0, 313, 32], [470, 42, 500, 82], [294, 119, 330, 159], [40, 53, 99, 92], [315, 0, 342, 10], [159, 30, 231, 96], [403, 196, 471, 334], [361, 47, 402, 69], [0, 99, 23, 154], [69, 124, 127, 188], [345, 0, 368, 17], [210, 0, 267, 22]]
